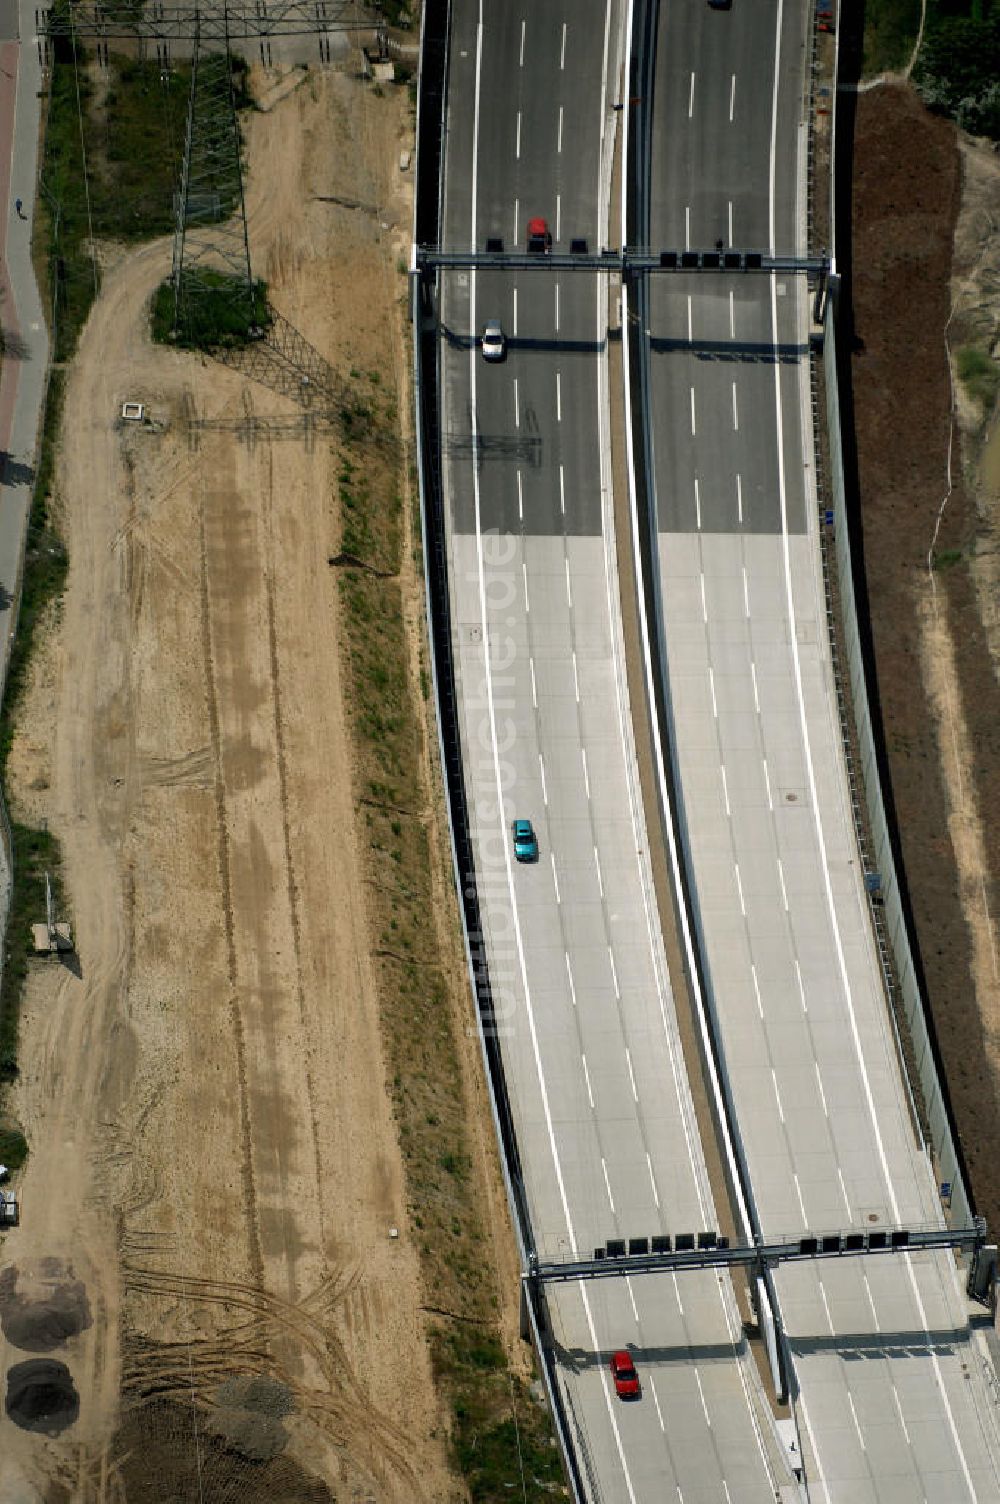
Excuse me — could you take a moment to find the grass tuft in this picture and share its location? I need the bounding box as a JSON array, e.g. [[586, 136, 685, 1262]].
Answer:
[[956, 345, 1000, 415], [862, 0, 922, 75]]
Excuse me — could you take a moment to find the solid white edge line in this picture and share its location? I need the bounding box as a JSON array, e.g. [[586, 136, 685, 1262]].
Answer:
[[467, 10, 638, 1498], [766, 0, 978, 1483]]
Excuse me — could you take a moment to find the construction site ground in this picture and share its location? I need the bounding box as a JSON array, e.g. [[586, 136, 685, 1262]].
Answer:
[[849, 83, 1000, 1232], [0, 64, 494, 1503]]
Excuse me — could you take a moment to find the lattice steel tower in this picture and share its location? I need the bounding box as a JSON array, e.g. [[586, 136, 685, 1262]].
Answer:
[[170, 23, 257, 337]]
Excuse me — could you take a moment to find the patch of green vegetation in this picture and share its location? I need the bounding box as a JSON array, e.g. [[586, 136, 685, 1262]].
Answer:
[[434, 1329, 564, 1502], [862, 0, 923, 75], [39, 42, 253, 362], [914, 7, 1000, 138], [0, 823, 67, 1083], [151, 272, 271, 350], [0, 1126, 28, 1171], [956, 344, 1000, 413], [380, 0, 414, 23], [932, 547, 964, 570], [337, 373, 562, 1497], [456, 1413, 563, 1503], [0, 372, 70, 1103]]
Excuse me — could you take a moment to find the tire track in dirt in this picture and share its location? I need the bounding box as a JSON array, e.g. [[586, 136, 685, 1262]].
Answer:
[[260, 445, 327, 1250], [197, 486, 265, 1295], [119, 1264, 426, 1495]]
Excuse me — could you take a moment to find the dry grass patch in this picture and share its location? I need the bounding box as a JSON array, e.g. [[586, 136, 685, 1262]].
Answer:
[[335, 387, 565, 1500]]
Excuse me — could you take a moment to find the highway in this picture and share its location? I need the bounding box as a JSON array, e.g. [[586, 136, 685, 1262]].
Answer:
[[641, 0, 1000, 1496], [436, 1, 795, 1498]]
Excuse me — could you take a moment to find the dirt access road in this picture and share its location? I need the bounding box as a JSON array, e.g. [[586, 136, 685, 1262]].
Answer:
[[0, 66, 462, 1502]]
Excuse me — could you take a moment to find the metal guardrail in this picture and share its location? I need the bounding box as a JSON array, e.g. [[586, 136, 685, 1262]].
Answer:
[[411, 2, 587, 1498]]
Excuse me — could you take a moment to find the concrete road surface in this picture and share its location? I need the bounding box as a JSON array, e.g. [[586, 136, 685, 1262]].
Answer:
[[435, 1, 797, 1498], [643, 0, 1000, 1496]]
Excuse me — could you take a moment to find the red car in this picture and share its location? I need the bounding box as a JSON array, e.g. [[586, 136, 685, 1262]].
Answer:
[[610, 1349, 640, 1399], [527, 216, 552, 252]]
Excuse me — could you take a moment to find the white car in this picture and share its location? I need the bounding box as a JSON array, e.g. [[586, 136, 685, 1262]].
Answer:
[[481, 321, 506, 362]]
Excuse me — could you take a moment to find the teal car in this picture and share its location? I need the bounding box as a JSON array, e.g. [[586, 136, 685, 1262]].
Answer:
[[512, 819, 539, 863]]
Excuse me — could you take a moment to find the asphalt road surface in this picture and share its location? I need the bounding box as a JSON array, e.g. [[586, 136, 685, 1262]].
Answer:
[[644, 0, 1000, 1497], [437, 2, 798, 1499]]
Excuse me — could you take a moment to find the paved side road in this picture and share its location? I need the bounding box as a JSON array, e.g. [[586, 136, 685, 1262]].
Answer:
[[0, 0, 49, 922], [0, 0, 48, 676]]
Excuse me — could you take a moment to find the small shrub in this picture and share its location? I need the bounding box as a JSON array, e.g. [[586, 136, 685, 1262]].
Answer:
[[0, 1126, 28, 1171], [915, 13, 1000, 139], [956, 345, 999, 414]]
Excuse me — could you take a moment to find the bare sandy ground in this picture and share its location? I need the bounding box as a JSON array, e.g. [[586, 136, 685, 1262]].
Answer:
[[0, 66, 461, 1502]]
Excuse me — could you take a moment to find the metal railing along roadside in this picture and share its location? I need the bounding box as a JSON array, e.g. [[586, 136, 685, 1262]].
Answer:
[[411, 3, 587, 1497], [815, 296, 972, 1227], [806, 0, 973, 1225], [809, 351, 929, 1148]]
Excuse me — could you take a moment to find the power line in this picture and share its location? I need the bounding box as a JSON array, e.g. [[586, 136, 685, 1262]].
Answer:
[[38, 0, 382, 42]]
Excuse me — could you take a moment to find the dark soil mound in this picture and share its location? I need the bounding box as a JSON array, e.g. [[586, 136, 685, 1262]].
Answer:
[[111, 1398, 334, 1504], [0, 1259, 92, 1352], [5, 1358, 80, 1434], [214, 1373, 294, 1418]]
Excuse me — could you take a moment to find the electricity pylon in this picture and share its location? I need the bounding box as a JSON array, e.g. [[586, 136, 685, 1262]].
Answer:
[[170, 25, 259, 340]]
